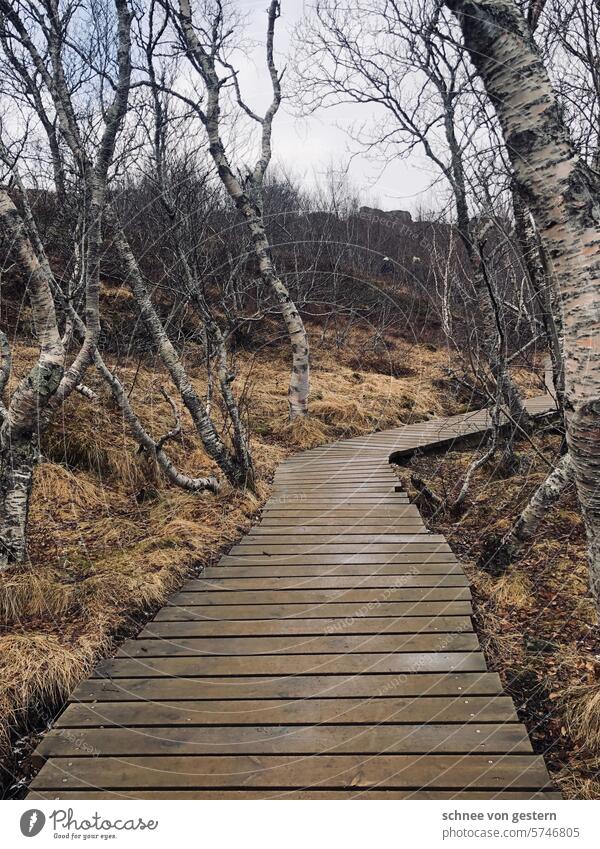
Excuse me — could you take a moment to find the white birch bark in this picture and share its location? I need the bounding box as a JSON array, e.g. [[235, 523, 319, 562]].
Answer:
[[0, 190, 65, 567], [499, 451, 573, 561], [175, 0, 310, 419], [512, 184, 565, 411], [445, 0, 600, 600], [0, 0, 133, 567], [106, 213, 249, 488]]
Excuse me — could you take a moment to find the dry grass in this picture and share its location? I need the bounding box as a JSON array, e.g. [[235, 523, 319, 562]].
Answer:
[[478, 569, 534, 612], [406, 435, 600, 799], [0, 320, 475, 791], [563, 683, 600, 752]]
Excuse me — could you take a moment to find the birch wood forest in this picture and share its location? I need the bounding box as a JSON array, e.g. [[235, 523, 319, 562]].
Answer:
[[0, 0, 599, 801]]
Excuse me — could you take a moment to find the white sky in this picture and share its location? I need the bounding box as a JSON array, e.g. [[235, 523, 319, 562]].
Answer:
[[235, 0, 437, 213]]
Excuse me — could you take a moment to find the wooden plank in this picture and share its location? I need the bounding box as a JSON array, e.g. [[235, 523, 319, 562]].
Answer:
[[92, 652, 486, 678], [187, 575, 469, 590], [139, 615, 474, 638], [261, 506, 414, 519], [271, 484, 400, 490], [241, 533, 434, 544], [204, 564, 464, 578], [219, 553, 459, 565], [27, 790, 563, 800], [35, 723, 532, 758], [271, 486, 399, 493], [267, 495, 410, 501], [155, 601, 474, 621], [228, 543, 453, 556], [272, 479, 398, 485], [54, 696, 518, 728], [69, 672, 505, 702], [258, 515, 422, 525], [253, 524, 429, 535], [29, 754, 552, 791], [115, 633, 480, 657], [169, 587, 471, 605]]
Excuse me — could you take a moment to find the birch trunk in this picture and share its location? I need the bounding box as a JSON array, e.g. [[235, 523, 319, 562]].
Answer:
[[445, 0, 600, 600], [512, 184, 565, 411], [0, 190, 64, 567], [498, 452, 572, 563], [176, 0, 310, 419], [107, 215, 248, 488]]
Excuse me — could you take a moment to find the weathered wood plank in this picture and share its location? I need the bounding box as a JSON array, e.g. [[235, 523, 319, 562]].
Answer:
[[35, 723, 532, 758], [218, 553, 459, 565], [29, 754, 552, 791], [139, 615, 474, 638], [115, 633, 479, 657], [185, 575, 469, 590], [253, 525, 430, 535], [169, 587, 471, 605], [27, 790, 563, 800], [154, 601, 474, 620], [204, 564, 464, 578], [53, 696, 519, 728], [70, 672, 504, 702], [93, 652, 486, 678]]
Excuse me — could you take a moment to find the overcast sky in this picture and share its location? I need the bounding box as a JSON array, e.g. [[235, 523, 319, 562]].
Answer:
[[235, 0, 437, 213]]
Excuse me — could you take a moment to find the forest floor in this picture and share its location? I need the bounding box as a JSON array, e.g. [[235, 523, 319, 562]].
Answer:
[[403, 434, 600, 800], [0, 308, 495, 795]]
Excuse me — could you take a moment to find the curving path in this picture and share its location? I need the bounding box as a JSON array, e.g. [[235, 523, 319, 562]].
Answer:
[[27, 393, 560, 799]]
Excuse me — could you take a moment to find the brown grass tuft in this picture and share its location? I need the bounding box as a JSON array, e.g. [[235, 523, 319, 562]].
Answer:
[[481, 570, 534, 611], [273, 415, 332, 449], [562, 681, 600, 752]]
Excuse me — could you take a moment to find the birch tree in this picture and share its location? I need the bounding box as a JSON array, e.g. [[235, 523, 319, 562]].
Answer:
[[167, 0, 310, 419], [1, 0, 256, 495], [293, 0, 531, 428], [0, 0, 133, 567], [443, 0, 600, 601]]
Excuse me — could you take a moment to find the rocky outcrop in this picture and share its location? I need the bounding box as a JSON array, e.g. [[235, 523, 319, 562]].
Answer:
[[359, 206, 413, 226]]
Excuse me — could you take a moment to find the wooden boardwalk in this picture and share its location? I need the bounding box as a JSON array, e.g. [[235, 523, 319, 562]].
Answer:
[[28, 394, 560, 799]]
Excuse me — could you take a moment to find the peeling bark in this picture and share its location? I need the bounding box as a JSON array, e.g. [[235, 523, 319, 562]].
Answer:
[[445, 0, 600, 601], [0, 190, 64, 566], [512, 183, 565, 412]]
